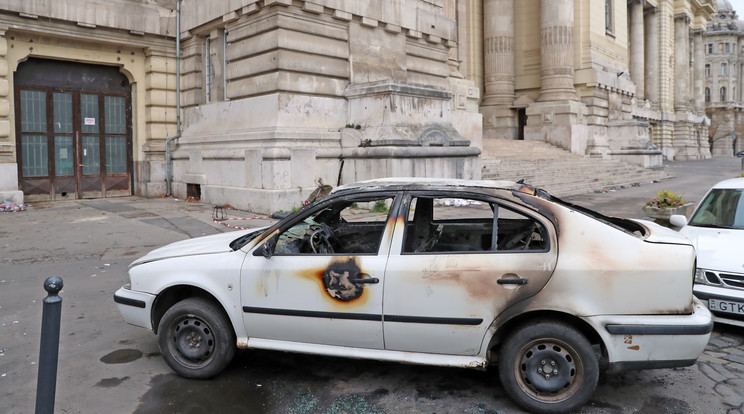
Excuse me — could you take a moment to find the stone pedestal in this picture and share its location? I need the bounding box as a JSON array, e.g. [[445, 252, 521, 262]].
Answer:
[[0, 163, 23, 205], [643, 203, 694, 226], [344, 80, 470, 147], [524, 100, 588, 154], [606, 120, 662, 169]]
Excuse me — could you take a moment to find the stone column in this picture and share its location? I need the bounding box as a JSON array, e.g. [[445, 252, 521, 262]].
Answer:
[[481, 0, 514, 106], [480, 0, 516, 140], [692, 29, 704, 114], [674, 14, 690, 113], [537, 0, 577, 101], [629, 0, 645, 99], [644, 7, 659, 108]]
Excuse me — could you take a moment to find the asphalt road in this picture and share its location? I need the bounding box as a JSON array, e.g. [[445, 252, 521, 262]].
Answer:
[[1, 157, 743, 414]]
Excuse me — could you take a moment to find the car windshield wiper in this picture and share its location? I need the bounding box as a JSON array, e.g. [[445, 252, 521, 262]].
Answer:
[[690, 223, 736, 229]]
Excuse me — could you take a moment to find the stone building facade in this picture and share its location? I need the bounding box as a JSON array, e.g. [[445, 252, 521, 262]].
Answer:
[[473, 0, 715, 165], [0, 0, 719, 212], [705, 0, 744, 156]]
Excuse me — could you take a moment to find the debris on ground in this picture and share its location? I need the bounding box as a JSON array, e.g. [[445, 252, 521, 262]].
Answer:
[[0, 201, 25, 212]]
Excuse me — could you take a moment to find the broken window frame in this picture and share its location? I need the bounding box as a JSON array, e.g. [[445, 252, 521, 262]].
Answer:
[[263, 191, 401, 257], [399, 191, 551, 255]]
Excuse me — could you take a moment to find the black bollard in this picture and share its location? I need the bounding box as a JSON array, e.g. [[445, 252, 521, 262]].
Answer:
[[34, 276, 63, 414]]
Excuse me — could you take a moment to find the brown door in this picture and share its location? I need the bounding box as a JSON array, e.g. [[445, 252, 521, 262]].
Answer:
[[15, 59, 132, 201]]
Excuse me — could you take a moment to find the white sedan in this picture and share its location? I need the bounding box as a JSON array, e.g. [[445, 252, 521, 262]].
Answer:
[[671, 177, 744, 328], [115, 178, 712, 414]]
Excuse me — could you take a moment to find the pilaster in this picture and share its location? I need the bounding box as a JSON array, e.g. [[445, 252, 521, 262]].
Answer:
[[143, 48, 177, 164]]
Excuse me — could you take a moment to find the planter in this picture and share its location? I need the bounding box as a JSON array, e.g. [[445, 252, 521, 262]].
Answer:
[[642, 203, 694, 225]]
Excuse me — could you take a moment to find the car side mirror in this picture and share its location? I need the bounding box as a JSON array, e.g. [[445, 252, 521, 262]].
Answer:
[[669, 214, 688, 228], [262, 235, 278, 259]]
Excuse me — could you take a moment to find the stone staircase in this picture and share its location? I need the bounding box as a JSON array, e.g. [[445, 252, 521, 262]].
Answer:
[[480, 139, 671, 197]]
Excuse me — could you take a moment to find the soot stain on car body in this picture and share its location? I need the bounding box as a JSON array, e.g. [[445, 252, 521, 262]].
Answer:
[[322, 258, 364, 301], [299, 257, 370, 304]]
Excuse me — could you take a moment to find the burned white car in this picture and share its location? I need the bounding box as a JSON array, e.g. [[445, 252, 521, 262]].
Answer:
[[114, 178, 712, 413]]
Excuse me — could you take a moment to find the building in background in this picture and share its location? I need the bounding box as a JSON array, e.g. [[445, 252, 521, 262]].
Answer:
[[705, 0, 744, 156], [473, 0, 715, 165], [0, 0, 720, 212]]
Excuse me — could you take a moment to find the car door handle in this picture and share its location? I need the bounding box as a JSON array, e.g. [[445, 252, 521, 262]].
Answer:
[[497, 278, 528, 285], [349, 274, 379, 284]]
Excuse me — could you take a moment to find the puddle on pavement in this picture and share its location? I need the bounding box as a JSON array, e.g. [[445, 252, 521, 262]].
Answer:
[[135, 373, 268, 414], [100, 349, 143, 364], [95, 376, 130, 388]]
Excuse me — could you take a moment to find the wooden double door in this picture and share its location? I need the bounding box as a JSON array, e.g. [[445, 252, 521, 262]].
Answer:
[[15, 59, 132, 201]]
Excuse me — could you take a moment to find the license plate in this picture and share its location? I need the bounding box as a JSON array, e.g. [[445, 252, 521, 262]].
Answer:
[[709, 299, 744, 315]]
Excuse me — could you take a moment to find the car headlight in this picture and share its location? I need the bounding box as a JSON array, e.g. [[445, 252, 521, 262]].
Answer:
[[694, 268, 707, 284]]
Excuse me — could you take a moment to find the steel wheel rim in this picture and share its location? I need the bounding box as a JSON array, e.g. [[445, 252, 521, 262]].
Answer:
[[512, 338, 584, 404], [167, 314, 216, 368]]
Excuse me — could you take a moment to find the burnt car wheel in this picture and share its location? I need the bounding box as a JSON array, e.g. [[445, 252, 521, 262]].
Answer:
[[498, 321, 598, 414], [158, 298, 236, 379]]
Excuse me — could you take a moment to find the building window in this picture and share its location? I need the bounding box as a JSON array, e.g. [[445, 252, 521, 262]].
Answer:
[[707, 43, 713, 54], [719, 42, 724, 52], [705, 64, 711, 77], [205, 29, 228, 103], [725, 43, 731, 53], [705, 87, 710, 103], [721, 87, 727, 101], [605, 0, 614, 35], [721, 62, 728, 76], [205, 37, 215, 103]]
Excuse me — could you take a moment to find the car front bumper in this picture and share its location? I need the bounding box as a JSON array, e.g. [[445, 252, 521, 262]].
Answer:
[[585, 297, 713, 373], [694, 283, 744, 328], [113, 285, 156, 331]]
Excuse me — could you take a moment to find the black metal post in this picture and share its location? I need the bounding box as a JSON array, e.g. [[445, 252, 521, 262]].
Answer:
[[35, 277, 63, 414]]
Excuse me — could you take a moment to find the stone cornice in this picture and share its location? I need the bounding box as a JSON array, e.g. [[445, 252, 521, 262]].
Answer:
[[0, 12, 174, 51]]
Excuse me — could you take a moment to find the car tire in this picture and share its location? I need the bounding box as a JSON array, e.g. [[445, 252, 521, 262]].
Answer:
[[498, 320, 599, 414], [158, 298, 236, 379]]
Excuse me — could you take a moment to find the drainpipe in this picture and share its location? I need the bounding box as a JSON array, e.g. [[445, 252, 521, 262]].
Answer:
[[166, 0, 182, 196]]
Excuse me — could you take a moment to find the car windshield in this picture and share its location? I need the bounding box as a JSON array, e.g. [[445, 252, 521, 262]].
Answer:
[[688, 188, 744, 229]]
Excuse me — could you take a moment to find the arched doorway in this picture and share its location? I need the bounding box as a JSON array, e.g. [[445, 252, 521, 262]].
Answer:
[[14, 58, 133, 201]]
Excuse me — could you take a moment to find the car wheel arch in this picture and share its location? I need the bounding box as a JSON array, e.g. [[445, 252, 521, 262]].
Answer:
[[487, 310, 606, 366], [151, 285, 233, 335]]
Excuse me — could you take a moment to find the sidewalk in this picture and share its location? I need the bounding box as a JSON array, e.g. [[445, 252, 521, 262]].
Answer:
[[563, 157, 743, 219], [6, 156, 742, 237]]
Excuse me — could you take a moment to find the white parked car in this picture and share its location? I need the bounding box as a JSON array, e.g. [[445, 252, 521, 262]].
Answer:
[[115, 178, 712, 414], [670, 177, 744, 328]]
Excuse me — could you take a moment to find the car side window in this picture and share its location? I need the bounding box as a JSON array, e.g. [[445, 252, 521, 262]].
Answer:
[[273, 196, 394, 255], [403, 196, 548, 253]]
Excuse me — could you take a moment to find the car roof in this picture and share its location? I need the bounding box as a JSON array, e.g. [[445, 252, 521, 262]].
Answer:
[[711, 177, 744, 190], [332, 177, 522, 193]]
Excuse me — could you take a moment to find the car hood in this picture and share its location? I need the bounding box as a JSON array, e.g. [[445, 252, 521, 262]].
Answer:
[[130, 229, 259, 267], [679, 226, 744, 272], [634, 219, 694, 245]]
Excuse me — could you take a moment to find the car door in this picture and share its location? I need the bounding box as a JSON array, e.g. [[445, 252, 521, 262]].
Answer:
[[382, 191, 558, 355], [241, 192, 398, 349]]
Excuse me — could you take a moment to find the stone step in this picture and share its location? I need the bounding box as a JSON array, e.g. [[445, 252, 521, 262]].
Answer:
[[480, 139, 670, 197]]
